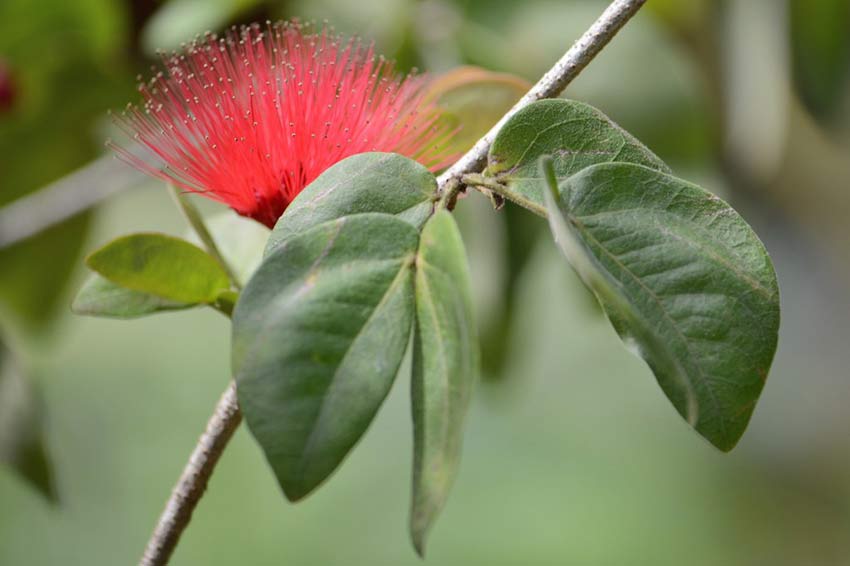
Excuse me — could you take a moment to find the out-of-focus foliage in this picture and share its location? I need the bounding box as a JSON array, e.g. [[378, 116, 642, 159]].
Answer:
[[141, 0, 266, 55], [0, 0, 137, 500], [0, 339, 55, 500], [0, 0, 133, 331], [425, 66, 530, 155], [790, 0, 850, 121]]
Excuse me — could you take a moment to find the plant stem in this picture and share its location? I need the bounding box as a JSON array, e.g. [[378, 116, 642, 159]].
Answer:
[[168, 185, 243, 290], [139, 1, 647, 563], [0, 148, 158, 249], [139, 382, 242, 566], [462, 173, 548, 217], [436, 176, 463, 211], [436, 0, 648, 193]]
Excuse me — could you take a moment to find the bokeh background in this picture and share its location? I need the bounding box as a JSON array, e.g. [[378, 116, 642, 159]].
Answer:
[[2, 0, 850, 564]]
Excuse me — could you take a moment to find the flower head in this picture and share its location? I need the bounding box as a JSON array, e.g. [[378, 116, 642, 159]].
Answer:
[[113, 21, 456, 227]]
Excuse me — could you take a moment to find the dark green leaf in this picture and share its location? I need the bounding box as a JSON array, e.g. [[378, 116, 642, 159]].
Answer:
[[540, 159, 779, 451], [266, 152, 437, 253], [71, 273, 194, 319], [478, 201, 547, 378], [487, 99, 669, 206], [411, 211, 478, 554], [233, 213, 418, 501], [0, 342, 56, 501], [790, 0, 850, 119], [86, 233, 231, 304]]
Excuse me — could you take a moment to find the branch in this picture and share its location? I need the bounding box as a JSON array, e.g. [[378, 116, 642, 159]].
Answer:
[[139, 382, 241, 566], [138, 1, 646, 563], [437, 0, 648, 192], [0, 153, 149, 250]]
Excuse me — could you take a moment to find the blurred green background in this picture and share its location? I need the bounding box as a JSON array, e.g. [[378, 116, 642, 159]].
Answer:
[[2, 0, 850, 564]]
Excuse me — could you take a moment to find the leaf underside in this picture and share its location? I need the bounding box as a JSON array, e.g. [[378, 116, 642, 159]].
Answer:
[[72, 273, 194, 319], [86, 232, 230, 304], [541, 161, 780, 451], [410, 211, 478, 554]]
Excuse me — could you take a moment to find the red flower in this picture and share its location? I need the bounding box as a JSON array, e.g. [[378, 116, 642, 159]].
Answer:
[[113, 22, 456, 227]]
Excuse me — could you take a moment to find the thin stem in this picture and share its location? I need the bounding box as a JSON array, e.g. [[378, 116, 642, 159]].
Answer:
[[0, 155, 144, 249], [139, 1, 647, 563], [436, 0, 647, 193], [462, 173, 548, 218], [168, 185, 243, 290], [436, 177, 463, 211], [139, 382, 242, 566]]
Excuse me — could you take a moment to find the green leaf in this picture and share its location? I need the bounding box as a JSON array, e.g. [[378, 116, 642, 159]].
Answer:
[[0, 342, 56, 501], [487, 99, 670, 206], [410, 211, 478, 554], [233, 213, 418, 501], [71, 273, 194, 319], [424, 66, 531, 155], [85, 233, 231, 304], [790, 0, 850, 119], [539, 158, 780, 451], [266, 152, 437, 254]]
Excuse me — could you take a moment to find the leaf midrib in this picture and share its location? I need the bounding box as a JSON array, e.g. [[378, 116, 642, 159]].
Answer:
[[296, 253, 415, 485]]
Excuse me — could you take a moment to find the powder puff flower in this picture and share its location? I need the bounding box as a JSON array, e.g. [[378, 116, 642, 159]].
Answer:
[[112, 21, 456, 227]]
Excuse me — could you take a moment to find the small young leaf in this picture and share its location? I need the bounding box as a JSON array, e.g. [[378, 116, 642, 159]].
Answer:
[[487, 98, 670, 206], [0, 343, 56, 501], [539, 159, 780, 451], [86, 233, 231, 304], [411, 211, 478, 554], [233, 213, 418, 501], [266, 152, 437, 253], [424, 66, 531, 155], [72, 273, 194, 319]]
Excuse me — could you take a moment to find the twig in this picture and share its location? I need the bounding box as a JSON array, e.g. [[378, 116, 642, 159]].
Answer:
[[436, 0, 648, 192], [0, 153, 151, 249], [140, 382, 241, 566], [138, 1, 646, 563], [462, 173, 548, 217], [168, 185, 244, 290]]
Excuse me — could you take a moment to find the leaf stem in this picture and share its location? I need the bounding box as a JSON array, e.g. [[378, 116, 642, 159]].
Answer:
[[461, 173, 548, 218], [168, 185, 243, 290], [436, 177, 463, 211]]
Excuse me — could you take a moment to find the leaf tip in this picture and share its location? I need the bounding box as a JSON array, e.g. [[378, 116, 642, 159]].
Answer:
[[410, 525, 428, 558], [280, 481, 310, 503]]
